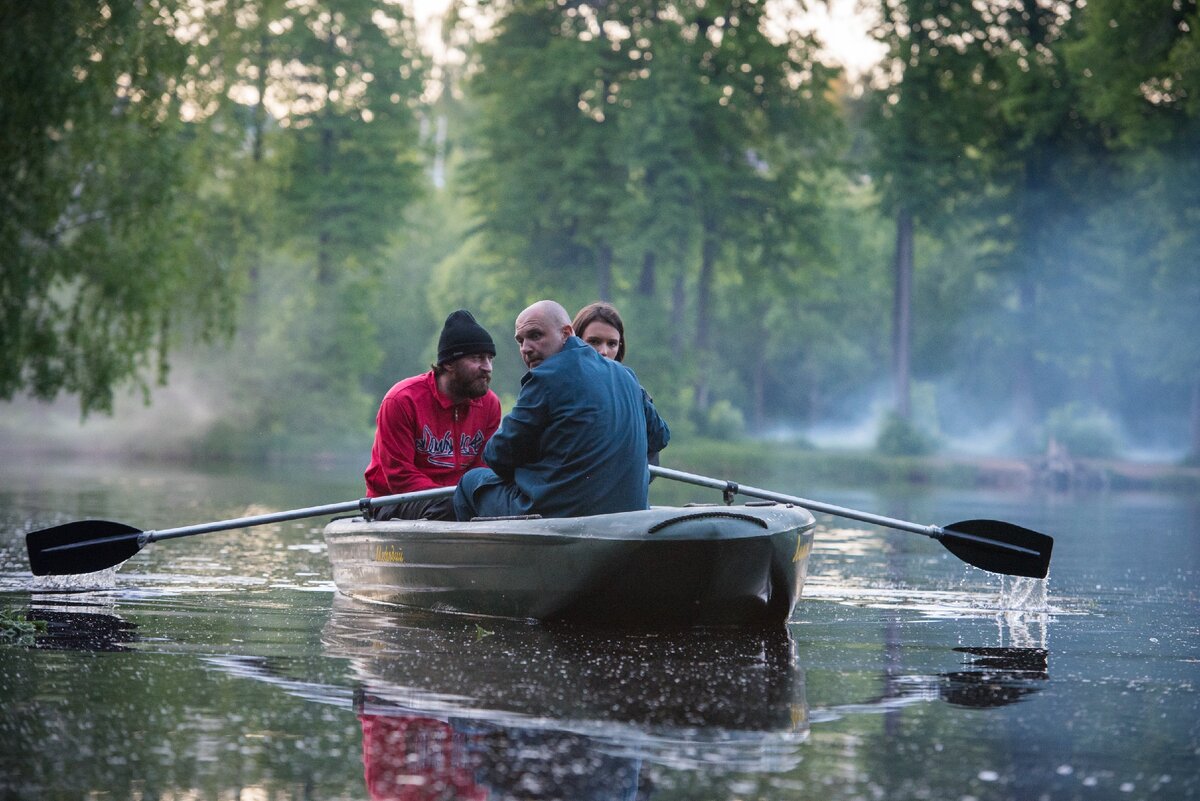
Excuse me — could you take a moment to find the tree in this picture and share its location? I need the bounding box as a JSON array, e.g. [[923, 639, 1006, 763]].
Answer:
[[868, 0, 999, 423], [460, 0, 840, 427], [867, 1, 1133, 452], [977, 1, 1106, 446], [201, 0, 431, 450], [657, 0, 840, 421], [1067, 0, 1200, 459], [265, 0, 426, 282], [1, 1, 236, 415], [462, 1, 629, 300]]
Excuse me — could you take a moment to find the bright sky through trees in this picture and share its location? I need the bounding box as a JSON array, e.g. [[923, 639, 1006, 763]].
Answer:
[[410, 0, 885, 77], [802, 0, 886, 77]]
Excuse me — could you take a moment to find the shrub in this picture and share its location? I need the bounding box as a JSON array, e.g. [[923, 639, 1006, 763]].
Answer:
[[705, 400, 746, 441], [876, 412, 936, 456], [1043, 403, 1121, 459]]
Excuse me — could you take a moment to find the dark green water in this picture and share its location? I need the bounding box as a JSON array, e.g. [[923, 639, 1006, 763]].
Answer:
[[1, 456, 1196, 800]]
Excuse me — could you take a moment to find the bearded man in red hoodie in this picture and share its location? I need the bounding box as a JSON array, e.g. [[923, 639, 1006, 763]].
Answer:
[[364, 309, 501, 520]]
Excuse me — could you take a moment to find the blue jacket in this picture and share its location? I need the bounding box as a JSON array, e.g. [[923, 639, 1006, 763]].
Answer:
[[483, 336, 670, 517]]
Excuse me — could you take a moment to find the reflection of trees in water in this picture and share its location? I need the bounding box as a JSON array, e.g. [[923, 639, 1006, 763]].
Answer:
[[5, 605, 370, 801], [323, 597, 1055, 801], [346, 633, 1050, 801], [187, 601, 811, 801]]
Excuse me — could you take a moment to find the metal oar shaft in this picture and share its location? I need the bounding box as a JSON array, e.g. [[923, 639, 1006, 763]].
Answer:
[[27, 486, 461, 576], [650, 465, 942, 538], [650, 465, 1047, 563], [143, 486, 457, 545]]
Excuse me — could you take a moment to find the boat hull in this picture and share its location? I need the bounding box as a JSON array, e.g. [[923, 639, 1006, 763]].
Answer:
[[323, 504, 816, 626]]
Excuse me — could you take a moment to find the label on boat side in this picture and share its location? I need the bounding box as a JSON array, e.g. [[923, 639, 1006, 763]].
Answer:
[[792, 538, 812, 564], [374, 545, 405, 563]]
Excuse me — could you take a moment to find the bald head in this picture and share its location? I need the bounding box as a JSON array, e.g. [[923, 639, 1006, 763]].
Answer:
[[518, 300, 571, 329], [515, 300, 573, 369]]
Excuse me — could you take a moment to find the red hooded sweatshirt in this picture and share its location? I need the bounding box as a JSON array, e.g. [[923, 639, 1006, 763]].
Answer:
[[364, 371, 501, 496]]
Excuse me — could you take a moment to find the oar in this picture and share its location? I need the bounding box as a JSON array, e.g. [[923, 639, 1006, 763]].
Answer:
[[26, 486, 456, 577], [650, 465, 1053, 579]]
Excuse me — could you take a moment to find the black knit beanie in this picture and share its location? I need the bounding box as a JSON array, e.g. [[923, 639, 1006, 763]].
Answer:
[[437, 309, 496, 364]]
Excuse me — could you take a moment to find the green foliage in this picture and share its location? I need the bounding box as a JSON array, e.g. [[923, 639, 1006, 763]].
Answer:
[[4, 0, 1199, 465], [0, 1, 236, 415], [1067, 0, 1198, 147], [188, 0, 429, 457], [460, 0, 843, 429], [869, 0, 997, 225], [0, 609, 46, 646], [1066, 0, 1200, 457], [861, 0, 1200, 459], [1043, 402, 1121, 459], [704, 400, 746, 442], [266, 0, 426, 278], [958, 1, 1110, 435], [744, 179, 891, 428], [876, 412, 936, 457], [366, 192, 477, 401]]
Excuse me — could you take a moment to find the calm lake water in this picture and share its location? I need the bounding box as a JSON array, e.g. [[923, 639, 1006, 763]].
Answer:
[[1, 456, 1196, 800]]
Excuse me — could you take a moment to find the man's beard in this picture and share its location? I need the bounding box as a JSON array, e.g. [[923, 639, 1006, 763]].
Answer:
[[446, 369, 489, 400]]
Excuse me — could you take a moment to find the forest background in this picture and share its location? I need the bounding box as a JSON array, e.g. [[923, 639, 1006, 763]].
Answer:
[[2, 0, 1198, 473]]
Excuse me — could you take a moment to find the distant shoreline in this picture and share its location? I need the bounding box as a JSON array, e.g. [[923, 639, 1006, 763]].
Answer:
[[6, 434, 1198, 494], [664, 440, 1200, 494]]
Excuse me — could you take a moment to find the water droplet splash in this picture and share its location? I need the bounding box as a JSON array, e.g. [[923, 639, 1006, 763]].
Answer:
[[32, 567, 120, 593], [998, 574, 1051, 612]]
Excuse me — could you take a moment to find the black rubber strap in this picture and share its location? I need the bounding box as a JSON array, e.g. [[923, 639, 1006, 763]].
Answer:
[[648, 510, 768, 534]]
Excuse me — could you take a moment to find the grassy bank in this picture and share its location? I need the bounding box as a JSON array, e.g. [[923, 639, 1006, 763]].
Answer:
[[664, 439, 1200, 493], [6, 407, 1199, 493]]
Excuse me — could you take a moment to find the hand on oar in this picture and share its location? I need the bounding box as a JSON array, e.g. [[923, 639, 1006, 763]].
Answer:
[[649, 465, 1053, 579], [26, 486, 457, 577]]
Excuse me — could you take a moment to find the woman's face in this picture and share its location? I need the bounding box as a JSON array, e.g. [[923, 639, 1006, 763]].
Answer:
[[580, 321, 622, 361]]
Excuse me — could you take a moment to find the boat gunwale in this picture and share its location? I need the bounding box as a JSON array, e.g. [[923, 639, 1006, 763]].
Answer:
[[323, 503, 816, 543]]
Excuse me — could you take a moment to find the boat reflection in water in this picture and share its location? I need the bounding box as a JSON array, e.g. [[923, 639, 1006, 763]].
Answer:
[[203, 599, 1050, 799], [325, 595, 809, 799]]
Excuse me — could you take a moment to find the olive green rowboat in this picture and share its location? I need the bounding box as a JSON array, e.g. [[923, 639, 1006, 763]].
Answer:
[[323, 503, 816, 627]]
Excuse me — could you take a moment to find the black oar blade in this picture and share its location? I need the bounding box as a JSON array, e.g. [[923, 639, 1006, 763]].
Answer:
[[26, 520, 144, 577], [940, 519, 1054, 579]]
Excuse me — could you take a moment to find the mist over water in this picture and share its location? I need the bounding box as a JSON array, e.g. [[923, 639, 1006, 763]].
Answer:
[[767, 373, 1193, 463], [1, 327, 1194, 469], [1, 360, 226, 458]]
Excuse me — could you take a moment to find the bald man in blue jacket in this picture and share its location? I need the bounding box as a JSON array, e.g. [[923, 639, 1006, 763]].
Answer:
[[453, 300, 670, 520]]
